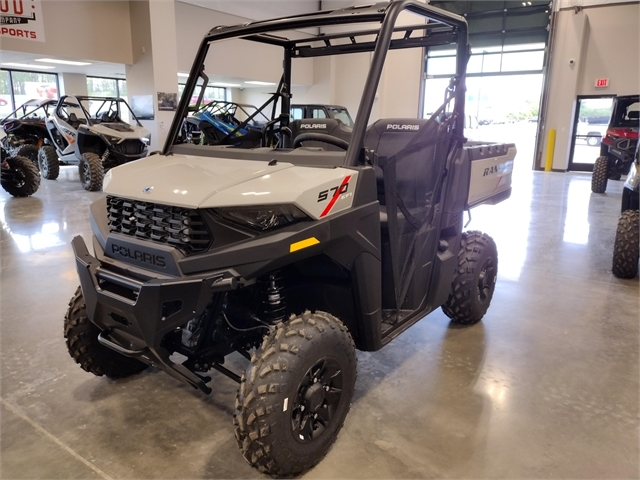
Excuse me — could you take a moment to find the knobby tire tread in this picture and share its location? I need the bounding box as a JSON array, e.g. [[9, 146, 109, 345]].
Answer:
[[612, 210, 639, 279], [233, 311, 356, 477], [442, 231, 497, 325], [591, 156, 608, 193], [64, 286, 147, 378]]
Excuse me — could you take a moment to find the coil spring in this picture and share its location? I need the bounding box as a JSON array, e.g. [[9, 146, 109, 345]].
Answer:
[[261, 274, 286, 323]]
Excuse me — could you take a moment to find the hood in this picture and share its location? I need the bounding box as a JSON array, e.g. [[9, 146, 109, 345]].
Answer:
[[103, 154, 295, 208], [102, 154, 358, 219], [85, 123, 150, 141]]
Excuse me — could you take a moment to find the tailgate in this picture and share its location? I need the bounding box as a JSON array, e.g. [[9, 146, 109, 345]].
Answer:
[[465, 142, 517, 208]]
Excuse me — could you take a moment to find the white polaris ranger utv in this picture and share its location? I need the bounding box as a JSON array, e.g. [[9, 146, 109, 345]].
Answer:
[[65, 2, 516, 476]]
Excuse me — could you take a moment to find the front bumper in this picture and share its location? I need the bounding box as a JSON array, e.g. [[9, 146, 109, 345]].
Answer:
[[72, 235, 236, 392]]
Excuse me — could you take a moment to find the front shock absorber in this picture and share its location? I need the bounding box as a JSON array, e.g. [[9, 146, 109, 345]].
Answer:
[[261, 274, 286, 323]]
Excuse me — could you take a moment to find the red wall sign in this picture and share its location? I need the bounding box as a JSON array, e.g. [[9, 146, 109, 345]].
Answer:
[[0, 0, 46, 42], [595, 78, 609, 88]]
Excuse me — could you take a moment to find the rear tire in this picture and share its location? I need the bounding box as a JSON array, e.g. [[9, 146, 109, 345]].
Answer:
[[591, 156, 609, 193], [587, 136, 600, 147], [78, 152, 104, 191], [1, 155, 40, 197], [234, 311, 356, 477], [16, 144, 38, 164], [38, 145, 60, 180], [64, 286, 148, 378], [442, 231, 498, 325], [612, 210, 639, 279]]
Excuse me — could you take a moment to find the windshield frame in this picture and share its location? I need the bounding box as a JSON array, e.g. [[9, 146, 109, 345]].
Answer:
[[165, 1, 468, 166]]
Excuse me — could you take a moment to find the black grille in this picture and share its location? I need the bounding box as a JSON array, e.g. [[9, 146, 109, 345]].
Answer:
[[106, 196, 212, 254], [111, 140, 146, 156]]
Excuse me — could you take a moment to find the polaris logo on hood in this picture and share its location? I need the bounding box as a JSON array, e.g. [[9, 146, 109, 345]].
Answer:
[[300, 124, 327, 129], [387, 124, 420, 131]]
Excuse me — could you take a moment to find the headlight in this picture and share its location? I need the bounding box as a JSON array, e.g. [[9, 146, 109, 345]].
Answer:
[[215, 204, 309, 231], [141, 136, 150, 145]]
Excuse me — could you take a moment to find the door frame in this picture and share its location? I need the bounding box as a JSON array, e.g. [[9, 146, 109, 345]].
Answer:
[[567, 94, 615, 172]]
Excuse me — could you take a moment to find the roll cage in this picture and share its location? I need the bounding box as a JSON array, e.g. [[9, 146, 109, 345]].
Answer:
[[56, 95, 143, 127], [165, 1, 469, 165], [1, 99, 57, 123]]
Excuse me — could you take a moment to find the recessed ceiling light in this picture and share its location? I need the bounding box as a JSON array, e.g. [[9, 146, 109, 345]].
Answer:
[[35, 58, 92, 66], [177, 73, 189, 77], [245, 81, 276, 86], [211, 82, 242, 88], [1, 62, 55, 69]]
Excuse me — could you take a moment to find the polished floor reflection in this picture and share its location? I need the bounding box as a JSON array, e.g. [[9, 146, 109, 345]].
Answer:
[[1, 165, 638, 479]]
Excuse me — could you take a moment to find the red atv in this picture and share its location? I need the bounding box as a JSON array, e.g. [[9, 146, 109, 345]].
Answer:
[[591, 95, 639, 193]]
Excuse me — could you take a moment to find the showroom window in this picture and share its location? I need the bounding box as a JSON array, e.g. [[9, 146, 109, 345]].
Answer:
[[0, 70, 12, 118], [86, 77, 131, 123], [0, 69, 60, 118], [178, 84, 227, 105], [87, 76, 127, 99]]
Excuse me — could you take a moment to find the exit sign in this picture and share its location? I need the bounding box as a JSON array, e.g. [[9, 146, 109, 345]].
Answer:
[[595, 78, 609, 88]]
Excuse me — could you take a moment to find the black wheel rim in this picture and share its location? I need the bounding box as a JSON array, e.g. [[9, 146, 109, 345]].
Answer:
[[12, 167, 26, 188], [291, 358, 343, 444], [477, 257, 495, 303]]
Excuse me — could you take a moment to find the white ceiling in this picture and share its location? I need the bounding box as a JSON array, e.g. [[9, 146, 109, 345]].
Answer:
[[0, 50, 126, 77], [177, 0, 321, 22]]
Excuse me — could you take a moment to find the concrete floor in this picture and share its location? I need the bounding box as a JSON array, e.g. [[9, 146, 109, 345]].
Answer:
[[1, 164, 638, 479]]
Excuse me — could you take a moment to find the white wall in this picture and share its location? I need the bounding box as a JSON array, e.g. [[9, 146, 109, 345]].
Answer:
[[578, 3, 640, 96], [179, 0, 320, 22], [0, 1, 133, 64], [541, 3, 640, 170], [174, 2, 313, 85]]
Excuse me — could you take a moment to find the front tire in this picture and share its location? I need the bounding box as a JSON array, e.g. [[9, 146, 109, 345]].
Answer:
[[234, 311, 356, 477], [612, 210, 639, 279], [64, 286, 148, 378], [1, 155, 40, 197], [78, 152, 104, 191], [38, 145, 60, 180], [591, 156, 609, 193], [442, 231, 498, 325]]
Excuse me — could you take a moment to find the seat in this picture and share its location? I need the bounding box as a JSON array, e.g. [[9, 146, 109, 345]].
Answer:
[[290, 118, 352, 151], [67, 112, 85, 129], [364, 119, 431, 226], [627, 110, 639, 120]]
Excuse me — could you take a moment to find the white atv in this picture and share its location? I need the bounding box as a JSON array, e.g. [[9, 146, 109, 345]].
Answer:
[[65, 2, 516, 477], [44, 96, 150, 190]]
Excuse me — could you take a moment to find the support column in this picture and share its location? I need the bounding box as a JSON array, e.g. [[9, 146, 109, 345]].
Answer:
[[126, 0, 179, 152], [542, 10, 590, 171], [59, 73, 88, 96]]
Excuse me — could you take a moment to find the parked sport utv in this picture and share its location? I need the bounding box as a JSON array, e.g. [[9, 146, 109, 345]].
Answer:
[[44, 96, 150, 190], [612, 142, 639, 278], [0, 98, 57, 164], [180, 100, 268, 146], [591, 95, 639, 193], [65, 2, 516, 476]]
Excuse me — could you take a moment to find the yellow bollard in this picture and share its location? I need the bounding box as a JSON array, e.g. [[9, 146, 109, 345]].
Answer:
[[545, 129, 556, 172]]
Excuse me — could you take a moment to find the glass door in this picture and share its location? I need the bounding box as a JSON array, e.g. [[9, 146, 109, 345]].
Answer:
[[568, 96, 614, 171]]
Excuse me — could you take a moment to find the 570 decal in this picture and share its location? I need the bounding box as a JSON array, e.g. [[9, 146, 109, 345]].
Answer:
[[318, 175, 352, 218], [317, 183, 349, 202]]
